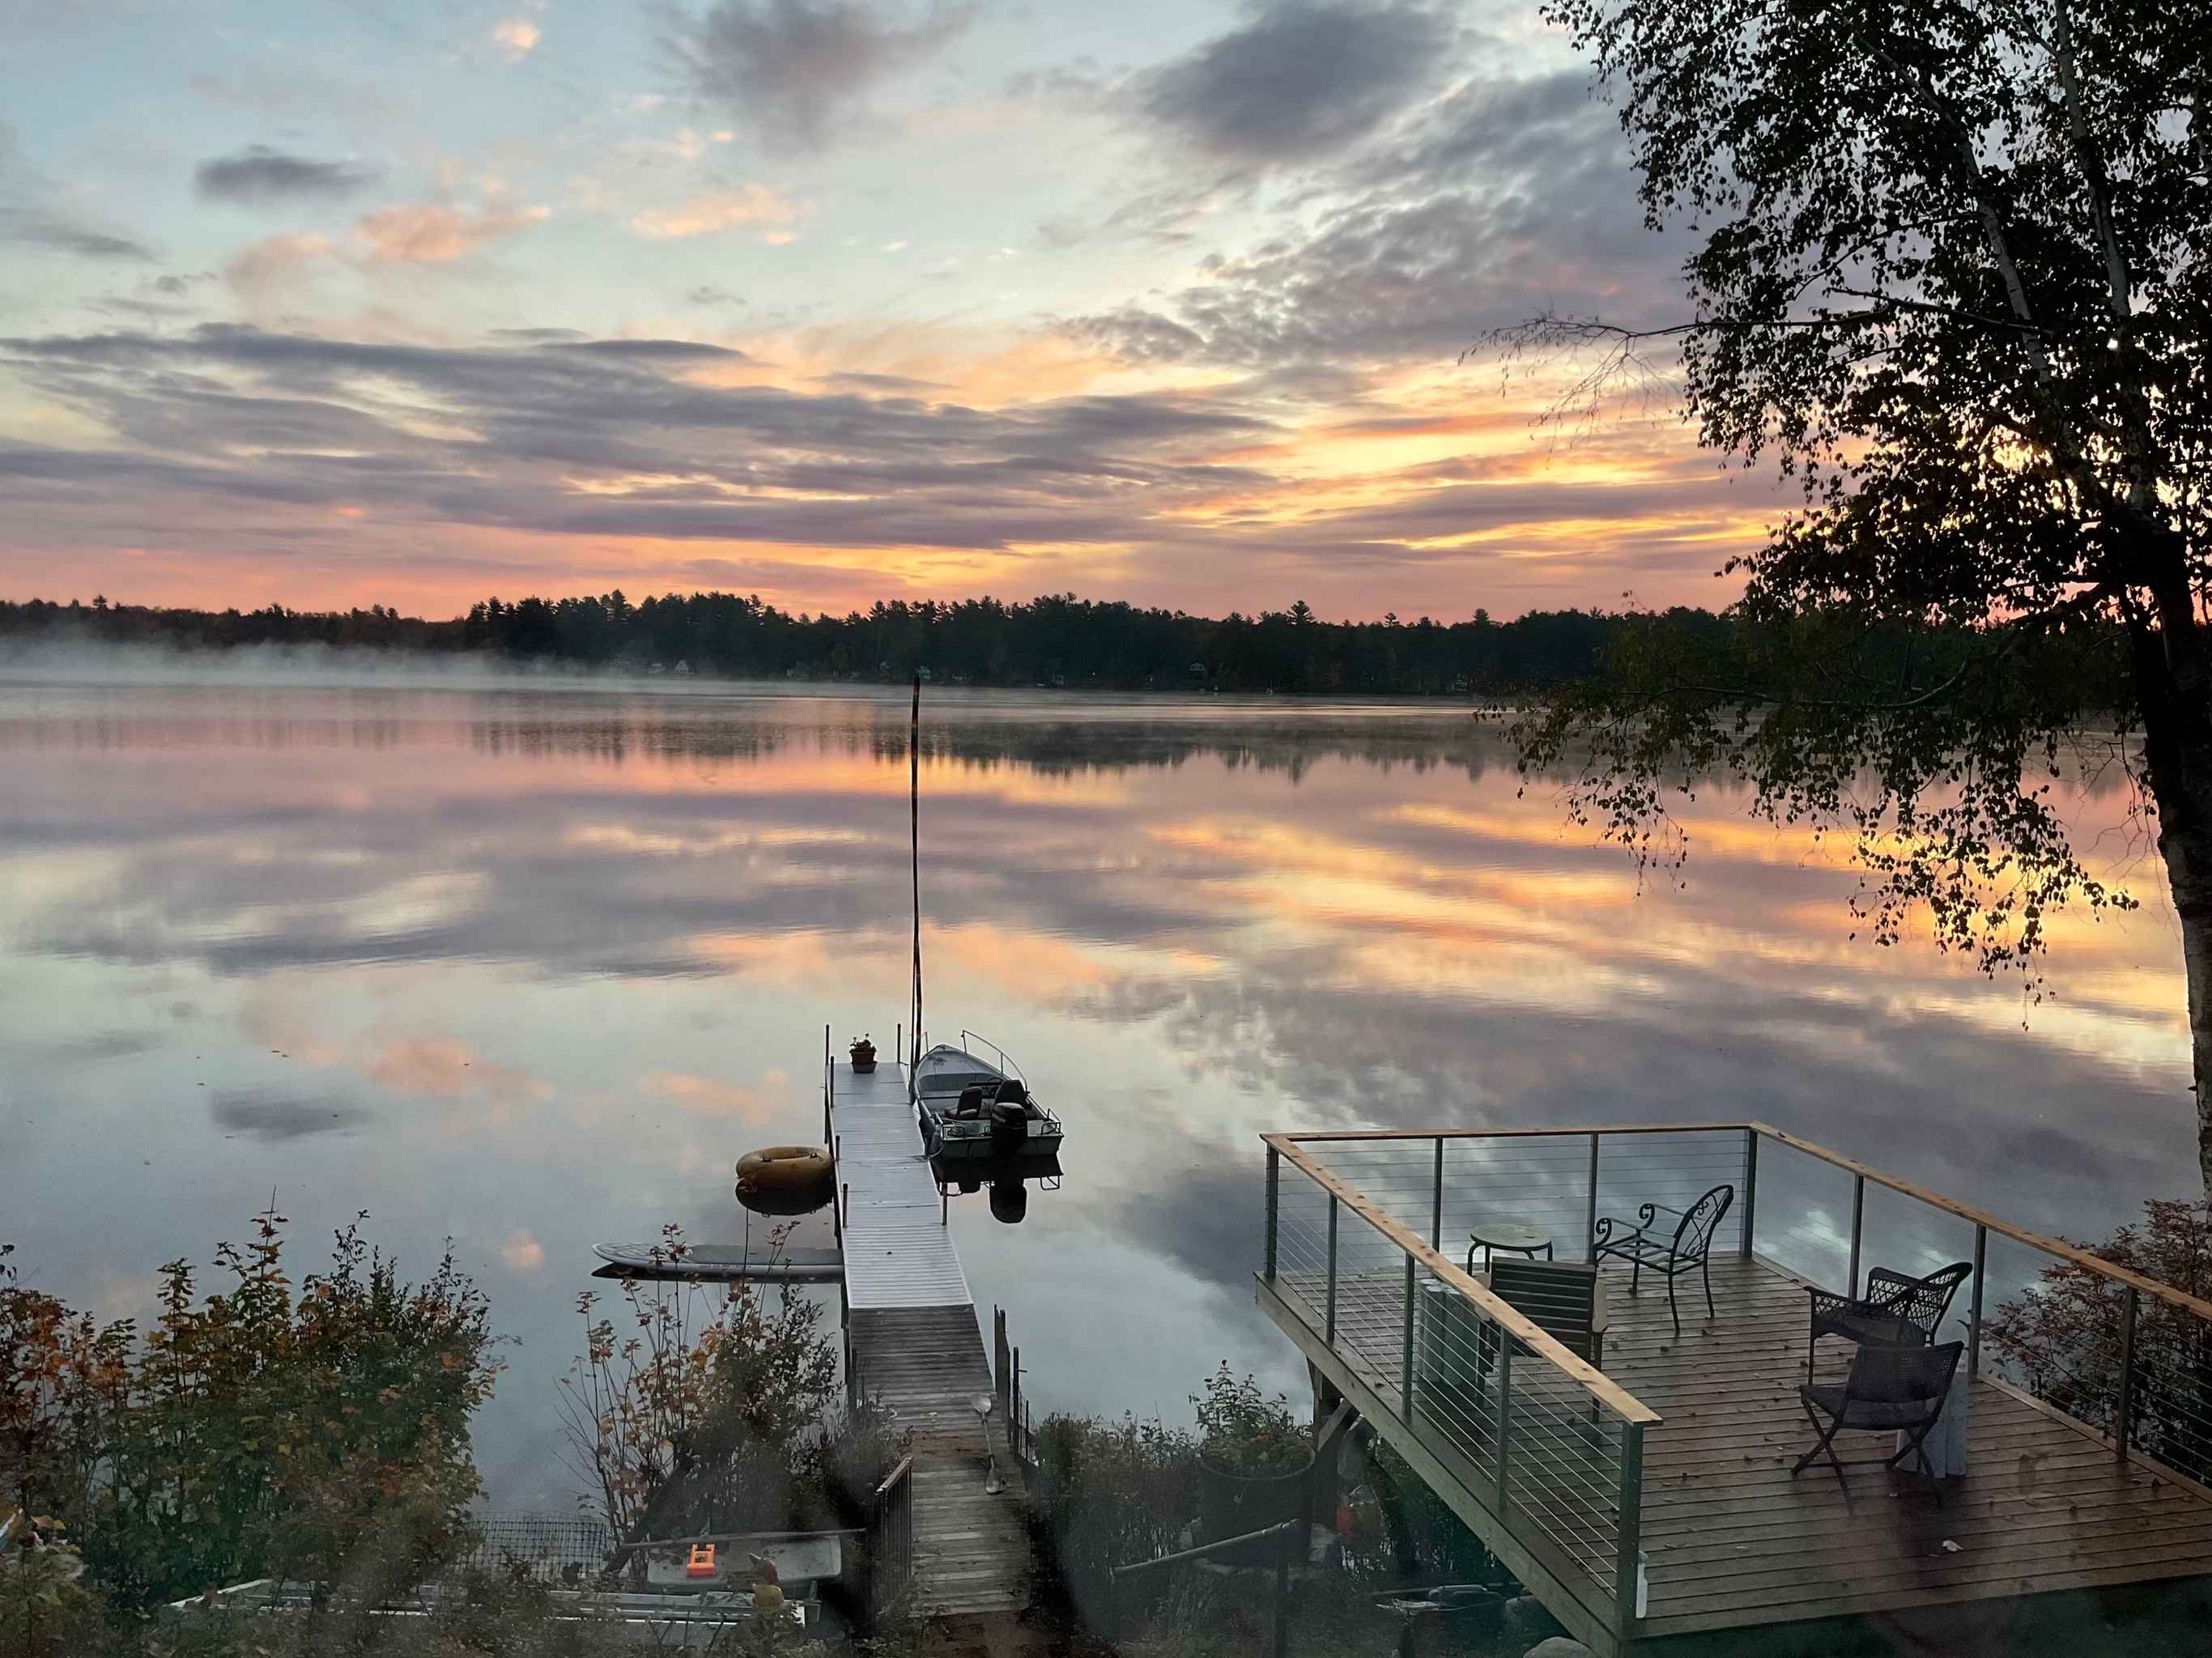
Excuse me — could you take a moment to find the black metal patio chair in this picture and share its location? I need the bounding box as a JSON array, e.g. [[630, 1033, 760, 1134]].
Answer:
[[1590, 1183, 1733, 1337], [1804, 1261, 1973, 1381], [1792, 1339, 1963, 1491]]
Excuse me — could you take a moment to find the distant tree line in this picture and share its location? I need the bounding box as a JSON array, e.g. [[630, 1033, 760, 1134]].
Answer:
[[0, 590, 1733, 695]]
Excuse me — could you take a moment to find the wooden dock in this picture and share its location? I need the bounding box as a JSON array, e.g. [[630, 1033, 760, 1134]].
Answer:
[[832, 1057, 1033, 1622], [1266, 1253, 2212, 1652]]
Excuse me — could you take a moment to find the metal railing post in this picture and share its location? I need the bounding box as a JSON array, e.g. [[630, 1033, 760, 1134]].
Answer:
[[1615, 1420, 1645, 1636], [1967, 1224, 1987, 1375], [1325, 1194, 1339, 1344], [1494, 1341, 1512, 1517], [2116, 1286, 2139, 1462], [1740, 1128, 1758, 1260], [1430, 1137, 1444, 1252], [1585, 1132, 1601, 1257], [1402, 1254, 1416, 1422], [1265, 1146, 1280, 1283], [1847, 1173, 1865, 1295]]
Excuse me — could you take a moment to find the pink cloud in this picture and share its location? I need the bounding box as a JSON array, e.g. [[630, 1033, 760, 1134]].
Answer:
[[630, 185, 797, 241], [493, 17, 541, 61], [356, 201, 549, 264]]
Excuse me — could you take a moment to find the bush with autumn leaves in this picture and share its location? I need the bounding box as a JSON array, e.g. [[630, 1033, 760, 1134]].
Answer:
[[1, 1209, 497, 1644]]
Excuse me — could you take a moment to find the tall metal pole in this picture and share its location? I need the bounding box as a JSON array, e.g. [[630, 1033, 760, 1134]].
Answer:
[[2116, 1286, 2139, 1462], [1967, 1224, 1988, 1375], [1847, 1174, 1865, 1296], [910, 675, 922, 1078], [1739, 1129, 1759, 1260]]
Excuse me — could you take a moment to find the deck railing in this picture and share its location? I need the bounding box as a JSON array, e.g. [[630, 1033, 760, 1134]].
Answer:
[[1262, 1121, 2212, 1644]]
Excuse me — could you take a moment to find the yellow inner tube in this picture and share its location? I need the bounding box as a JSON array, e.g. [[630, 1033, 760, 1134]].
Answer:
[[736, 1144, 833, 1191]]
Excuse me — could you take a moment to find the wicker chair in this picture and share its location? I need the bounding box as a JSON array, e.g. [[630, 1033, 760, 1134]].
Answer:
[[1804, 1261, 1972, 1381], [1590, 1184, 1733, 1337], [1793, 1339, 1963, 1490]]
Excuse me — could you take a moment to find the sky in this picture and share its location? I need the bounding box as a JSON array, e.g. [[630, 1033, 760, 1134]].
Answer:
[[0, 0, 1786, 621]]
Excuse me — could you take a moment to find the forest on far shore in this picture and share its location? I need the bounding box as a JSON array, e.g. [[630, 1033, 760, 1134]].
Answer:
[[0, 590, 1726, 696]]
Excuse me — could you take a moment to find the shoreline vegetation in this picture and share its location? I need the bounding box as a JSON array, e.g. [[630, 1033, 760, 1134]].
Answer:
[[0, 592, 1713, 697], [8, 1205, 2208, 1657]]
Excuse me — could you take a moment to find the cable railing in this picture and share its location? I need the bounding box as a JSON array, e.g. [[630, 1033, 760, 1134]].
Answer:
[[1263, 1135, 1656, 1640], [1262, 1120, 2212, 1645]]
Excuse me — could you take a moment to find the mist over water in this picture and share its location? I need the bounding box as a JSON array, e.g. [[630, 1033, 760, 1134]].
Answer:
[[0, 677, 2189, 1507]]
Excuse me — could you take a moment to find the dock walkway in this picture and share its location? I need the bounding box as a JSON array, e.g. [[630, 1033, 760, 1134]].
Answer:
[[832, 1058, 1032, 1622]]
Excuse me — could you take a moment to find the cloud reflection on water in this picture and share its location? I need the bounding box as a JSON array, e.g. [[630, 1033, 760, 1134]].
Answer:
[[0, 681, 2187, 1503]]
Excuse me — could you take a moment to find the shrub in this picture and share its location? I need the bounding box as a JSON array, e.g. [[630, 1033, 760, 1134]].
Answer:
[[1192, 1367, 1308, 1479]]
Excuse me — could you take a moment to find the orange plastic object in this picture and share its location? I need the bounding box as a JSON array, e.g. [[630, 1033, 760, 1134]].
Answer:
[[686, 1543, 717, 1579]]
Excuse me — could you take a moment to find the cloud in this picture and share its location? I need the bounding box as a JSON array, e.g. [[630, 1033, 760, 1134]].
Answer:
[[211, 1088, 372, 1140], [0, 120, 156, 261], [355, 200, 550, 263], [500, 1230, 546, 1271], [630, 184, 797, 240], [686, 284, 746, 306], [1134, 1, 1459, 168], [668, 0, 975, 155], [224, 231, 338, 295], [194, 146, 381, 205], [1071, 70, 1675, 368], [494, 16, 542, 60]]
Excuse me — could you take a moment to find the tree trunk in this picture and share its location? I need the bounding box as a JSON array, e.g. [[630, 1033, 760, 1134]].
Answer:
[[2131, 595, 2212, 1193]]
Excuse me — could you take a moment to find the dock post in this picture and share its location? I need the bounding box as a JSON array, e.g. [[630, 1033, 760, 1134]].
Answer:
[[1967, 1223, 1987, 1375], [2116, 1286, 2139, 1462], [1265, 1146, 1279, 1282], [1847, 1174, 1865, 1295], [1614, 1419, 1645, 1636], [1271, 1528, 1291, 1658], [1740, 1128, 1758, 1259], [1325, 1194, 1338, 1345]]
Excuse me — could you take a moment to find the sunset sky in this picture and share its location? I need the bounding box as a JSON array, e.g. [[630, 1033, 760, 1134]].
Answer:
[[0, 0, 1790, 620]]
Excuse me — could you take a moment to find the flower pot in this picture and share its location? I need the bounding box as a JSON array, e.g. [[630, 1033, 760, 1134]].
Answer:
[[1196, 1446, 1312, 1567], [849, 1044, 877, 1073]]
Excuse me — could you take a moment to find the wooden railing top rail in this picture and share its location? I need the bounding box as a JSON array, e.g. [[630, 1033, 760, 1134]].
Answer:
[[1275, 1120, 2212, 1324], [1281, 1123, 1747, 1143], [1264, 1133, 1663, 1426], [871, 1455, 914, 1503], [1744, 1122, 2212, 1322]]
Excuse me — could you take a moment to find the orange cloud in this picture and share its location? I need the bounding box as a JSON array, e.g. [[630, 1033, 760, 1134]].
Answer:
[[500, 1230, 546, 1271], [493, 17, 541, 61], [631, 185, 798, 241], [357, 201, 549, 263], [637, 1069, 778, 1120], [366, 1036, 553, 1105]]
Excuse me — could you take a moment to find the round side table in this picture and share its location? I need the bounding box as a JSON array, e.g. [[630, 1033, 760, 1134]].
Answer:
[[1466, 1222, 1554, 1273]]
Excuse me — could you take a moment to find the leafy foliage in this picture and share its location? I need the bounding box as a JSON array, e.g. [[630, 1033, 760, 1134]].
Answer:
[[0, 1214, 497, 1615], [1984, 1199, 2212, 1482], [1191, 1366, 1308, 1480], [559, 1226, 854, 1548], [1491, 0, 2212, 1177]]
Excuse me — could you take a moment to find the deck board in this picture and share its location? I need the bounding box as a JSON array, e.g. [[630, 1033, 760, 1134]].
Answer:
[[831, 1060, 1032, 1622], [1267, 1253, 2212, 1648]]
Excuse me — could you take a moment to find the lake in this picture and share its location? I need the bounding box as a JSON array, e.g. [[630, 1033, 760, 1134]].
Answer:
[[0, 674, 2191, 1507]]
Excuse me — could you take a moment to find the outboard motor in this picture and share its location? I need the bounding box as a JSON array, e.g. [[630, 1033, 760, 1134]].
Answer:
[[989, 1180, 1028, 1224], [989, 1098, 1028, 1154]]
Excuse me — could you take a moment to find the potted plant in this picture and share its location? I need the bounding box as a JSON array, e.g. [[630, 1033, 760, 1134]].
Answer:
[[1193, 1363, 1312, 1564], [849, 1034, 877, 1073]]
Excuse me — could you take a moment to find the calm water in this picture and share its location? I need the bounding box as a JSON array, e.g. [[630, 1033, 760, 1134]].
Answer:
[[0, 677, 2191, 1504]]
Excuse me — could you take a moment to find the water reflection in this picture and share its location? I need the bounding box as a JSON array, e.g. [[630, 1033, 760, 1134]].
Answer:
[[0, 679, 2188, 1506]]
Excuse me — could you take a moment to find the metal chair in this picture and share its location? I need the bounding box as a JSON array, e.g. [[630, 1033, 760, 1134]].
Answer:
[[1590, 1184, 1733, 1337], [1804, 1261, 1973, 1381], [1793, 1339, 1963, 1490]]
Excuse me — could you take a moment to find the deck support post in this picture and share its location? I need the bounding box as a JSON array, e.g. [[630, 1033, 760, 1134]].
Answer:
[[1265, 1146, 1280, 1283], [1585, 1133, 1601, 1259], [1967, 1223, 1987, 1375], [1740, 1129, 1758, 1259], [2116, 1286, 2139, 1462], [1614, 1420, 1645, 1639], [1401, 1254, 1416, 1422], [1325, 1195, 1339, 1345], [1847, 1174, 1865, 1295], [1494, 1341, 1512, 1518], [1431, 1137, 1444, 1252]]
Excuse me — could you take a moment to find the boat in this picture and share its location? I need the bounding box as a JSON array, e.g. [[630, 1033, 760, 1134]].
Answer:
[[913, 1031, 1064, 1162]]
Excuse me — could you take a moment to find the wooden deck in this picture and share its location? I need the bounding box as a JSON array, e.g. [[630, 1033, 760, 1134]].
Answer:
[[1265, 1253, 2212, 1652], [832, 1059, 1032, 1622]]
